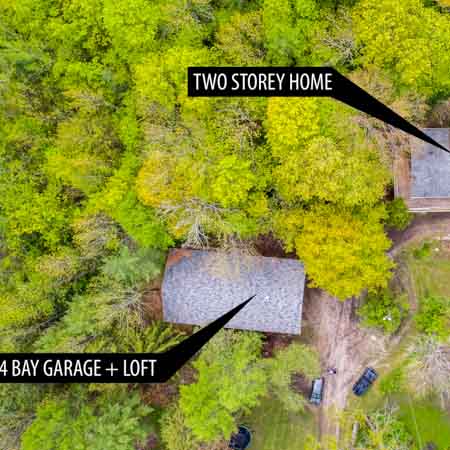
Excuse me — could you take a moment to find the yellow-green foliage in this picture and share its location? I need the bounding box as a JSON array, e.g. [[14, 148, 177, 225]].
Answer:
[[135, 53, 270, 241], [267, 97, 389, 207], [353, 0, 450, 96], [263, 0, 322, 65], [275, 205, 393, 299], [216, 11, 264, 65], [46, 111, 119, 194], [268, 98, 391, 298], [0, 291, 52, 331], [179, 331, 267, 442]]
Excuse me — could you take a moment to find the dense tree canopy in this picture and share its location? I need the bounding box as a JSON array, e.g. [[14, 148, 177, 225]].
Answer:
[[353, 0, 450, 98], [3, 0, 448, 310], [21, 389, 154, 450], [2, 0, 450, 447], [175, 331, 320, 444], [179, 331, 267, 442]]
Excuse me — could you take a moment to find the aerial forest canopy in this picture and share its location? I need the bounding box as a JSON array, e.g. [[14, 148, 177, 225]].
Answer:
[[2, 0, 450, 329], [0, 1, 447, 338], [2, 0, 450, 340], [2, 0, 450, 448]]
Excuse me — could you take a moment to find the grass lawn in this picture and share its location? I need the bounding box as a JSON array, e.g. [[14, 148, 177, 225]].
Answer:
[[398, 396, 450, 449], [244, 396, 318, 450], [407, 242, 450, 298]]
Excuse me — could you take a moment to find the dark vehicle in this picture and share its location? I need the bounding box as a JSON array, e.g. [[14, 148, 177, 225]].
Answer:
[[352, 367, 378, 396], [229, 426, 252, 450], [309, 377, 324, 405]]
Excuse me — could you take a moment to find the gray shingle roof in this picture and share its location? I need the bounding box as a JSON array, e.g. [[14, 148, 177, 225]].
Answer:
[[411, 128, 450, 198], [162, 249, 305, 334]]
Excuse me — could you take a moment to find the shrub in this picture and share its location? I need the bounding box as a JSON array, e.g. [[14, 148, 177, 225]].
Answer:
[[412, 241, 432, 260], [386, 198, 412, 231], [358, 289, 409, 334], [415, 295, 450, 340]]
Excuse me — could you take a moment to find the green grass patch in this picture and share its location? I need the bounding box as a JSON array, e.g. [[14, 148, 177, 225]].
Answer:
[[407, 244, 450, 298], [398, 396, 450, 449], [244, 396, 317, 450]]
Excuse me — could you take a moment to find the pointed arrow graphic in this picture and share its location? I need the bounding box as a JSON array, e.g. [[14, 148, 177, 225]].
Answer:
[[187, 67, 450, 154], [0, 296, 255, 383]]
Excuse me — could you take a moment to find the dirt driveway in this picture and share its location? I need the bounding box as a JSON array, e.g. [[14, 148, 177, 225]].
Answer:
[[302, 288, 388, 438]]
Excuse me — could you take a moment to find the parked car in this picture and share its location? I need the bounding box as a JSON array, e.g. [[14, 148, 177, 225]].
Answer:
[[352, 367, 378, 396], [309, 377, 324, 405], [229, 425, 252, 450]]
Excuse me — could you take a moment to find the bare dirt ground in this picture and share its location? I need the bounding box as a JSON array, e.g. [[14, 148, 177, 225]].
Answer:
[[388, 213, 450, 256], [302, 214, 450, 439]]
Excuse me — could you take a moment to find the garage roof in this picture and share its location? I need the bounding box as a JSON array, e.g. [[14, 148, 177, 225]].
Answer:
[[162, 249, 305, 334]]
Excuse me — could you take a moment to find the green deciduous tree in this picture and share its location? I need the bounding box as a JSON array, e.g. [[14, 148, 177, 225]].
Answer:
[[102, 0, 160, 62], [46, 107, 121, 195], [275, 204, 394, 299], [353, 0, 450, 97], [0, 173, 72, 252], [179, 330, 267, 442], [268, 97, 393, 298], [263, 0, 323, 65], [265, 343, 320, 413], [86, 151, 172, 250], [267, 97, 389, 207], [216, 11, 264, 65], [21, 390, 153, 450], [136, 104, 270, 245]]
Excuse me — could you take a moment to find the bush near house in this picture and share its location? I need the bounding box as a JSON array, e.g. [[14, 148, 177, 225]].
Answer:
[[358, 289, 409, 334], [415, 295, 450, 340], [386, 198, 412, 231]]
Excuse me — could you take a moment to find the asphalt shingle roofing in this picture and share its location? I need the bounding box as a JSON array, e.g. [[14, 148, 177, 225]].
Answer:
[[411, 128, 450, 198], [162, 249, 305, 334]]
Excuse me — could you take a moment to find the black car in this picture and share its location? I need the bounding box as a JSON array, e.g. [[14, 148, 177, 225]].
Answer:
[[229, 426, 252, 450], [352, 367, 378, 396], [309, 377, 324, 405]]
